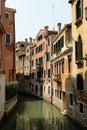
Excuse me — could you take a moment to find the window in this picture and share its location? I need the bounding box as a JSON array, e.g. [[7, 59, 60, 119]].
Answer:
[[76, 73, 83, 90], [39, 45, 42, 52], [44, 70, 45, 78], [32, 84, 34, 92], [55, 36, 64, 53], [56, 40, 61, 53], [36, 58, 39, 65], [47, 52, 50, 61], [48, 86, 50, 95], [59, 63, 61, 74], [76, 0, 83, 21], [68, 57, 72, 73], [5, 13, 9, 19], [54, 44, 56, 54], [62, 61, 64, 74], [60, 36, 64, 47], [32, 60, 34, 67], [36, 45, 43, 53], [63, 91, 65, 101], [32, 73, 34, 79], [55, 89, 57, 97], [69, 93, 73, 106], [27, 49, 29, 53], [59, 90, 62, 100], [37, 35, 42, 41], [6, 34, 10, 44], [75, 35, 83, 63], [35, 85, 38, 94], [37, 71, 42, 78], [36, 47, 39, 53], [39, 57, 43, 64], [31, 49, 34, 56], [48, 69, 50, 78], [48, 38, 50, 46], [79, 103, 83, 113], [21, 44, 24, 47]]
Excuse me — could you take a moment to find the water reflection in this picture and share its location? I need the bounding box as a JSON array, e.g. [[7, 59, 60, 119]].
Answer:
[[1, 96, 86, 130]]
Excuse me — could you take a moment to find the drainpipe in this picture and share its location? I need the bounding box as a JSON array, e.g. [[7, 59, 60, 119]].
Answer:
[[12, 12, 16, 81]]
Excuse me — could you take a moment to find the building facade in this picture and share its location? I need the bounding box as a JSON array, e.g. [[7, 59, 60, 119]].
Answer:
[[0, 0, 6, 121], [51, 23, 72, 112], [15, 38, 33, 93], [30, 26, 57, 99], [5, 7, 16, 82], [69, 0, 87, 127]]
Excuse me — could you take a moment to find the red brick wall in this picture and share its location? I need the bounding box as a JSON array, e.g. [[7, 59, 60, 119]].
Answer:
[[4, 8, 16, 82]]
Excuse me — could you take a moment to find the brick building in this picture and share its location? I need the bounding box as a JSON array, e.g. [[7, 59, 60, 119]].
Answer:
[[30, 26, 57, 99], [0, 0, 6, 121], [5, 7, 16, 82], [0, 0, 16, 121]]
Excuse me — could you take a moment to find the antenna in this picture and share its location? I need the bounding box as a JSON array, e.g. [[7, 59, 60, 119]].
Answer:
[[52, 2, 55, 30]]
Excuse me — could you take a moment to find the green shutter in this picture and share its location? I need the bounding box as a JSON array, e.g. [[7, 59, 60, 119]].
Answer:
[[75, 41, 78, 62], [78, 35, 83, 61], [80, 0, 83, 18]]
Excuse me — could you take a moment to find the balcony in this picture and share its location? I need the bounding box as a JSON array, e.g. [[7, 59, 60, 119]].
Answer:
[[52, 73, 62, 84]]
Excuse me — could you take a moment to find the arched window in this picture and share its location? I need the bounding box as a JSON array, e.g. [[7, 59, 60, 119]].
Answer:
[[76, 0, 83, 20], [5, 13, 10, 19], [75, 35, 83, 63]]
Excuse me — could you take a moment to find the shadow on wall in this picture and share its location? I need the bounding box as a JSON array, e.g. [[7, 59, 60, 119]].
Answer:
[[16, 73, 30, 94]]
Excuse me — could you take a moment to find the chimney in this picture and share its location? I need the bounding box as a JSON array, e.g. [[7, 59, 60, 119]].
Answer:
[[29, 37, 32, 43], [44, 26, 49, 35], [25, 38, 28, 43], [57, 23, 61, 32]]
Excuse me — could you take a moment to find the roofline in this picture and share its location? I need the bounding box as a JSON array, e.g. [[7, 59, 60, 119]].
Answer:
[[52, 23, 71, 43], [5, 7, 16, 13], [45, 30, 58, 38]]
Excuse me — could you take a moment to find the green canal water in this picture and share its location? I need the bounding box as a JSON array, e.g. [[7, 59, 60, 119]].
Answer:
[[0, 95, 86, 130]]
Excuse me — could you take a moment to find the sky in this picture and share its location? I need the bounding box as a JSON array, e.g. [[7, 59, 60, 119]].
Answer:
[[5, 0, 71, 42]]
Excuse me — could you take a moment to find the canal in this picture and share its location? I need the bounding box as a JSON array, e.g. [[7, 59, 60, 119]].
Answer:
[[0, 94, 86, 130]]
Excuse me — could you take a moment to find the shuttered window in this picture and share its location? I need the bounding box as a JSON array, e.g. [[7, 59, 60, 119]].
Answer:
[[80, 103, 83, 113], [76, 73, 84, 90], [47, 52, 50, 61], [75, 35, 83, 62], [76, 0, 83, 21]]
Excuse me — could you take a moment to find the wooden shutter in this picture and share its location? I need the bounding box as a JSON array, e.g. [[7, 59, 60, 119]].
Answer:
[[75, 41, 78, 62], [80, 0, 83, 18], [78, 35, 83, 61], [76, 73, 83, 90]]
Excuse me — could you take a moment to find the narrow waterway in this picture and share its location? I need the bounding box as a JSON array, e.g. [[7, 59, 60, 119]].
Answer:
[[1, 94, 86, 130]]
